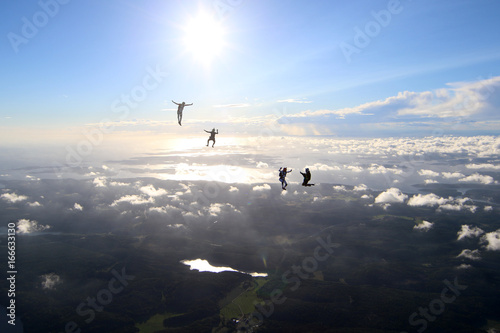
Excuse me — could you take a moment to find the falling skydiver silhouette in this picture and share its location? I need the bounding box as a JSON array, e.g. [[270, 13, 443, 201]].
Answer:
[[172, 100, 193, 126], [279, 167, 292, 190], [205, 128, 218, 147], [300, 168, 315, 186]]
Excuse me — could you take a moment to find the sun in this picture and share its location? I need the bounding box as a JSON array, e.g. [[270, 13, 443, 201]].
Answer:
[[182, 12, 226, 66]]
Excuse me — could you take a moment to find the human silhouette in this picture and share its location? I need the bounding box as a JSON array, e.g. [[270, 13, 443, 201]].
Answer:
[[279, 167, 292, 190], [300, 168, 315, 186], [172, 100, 193, 126], [204, 128, 218, 147]]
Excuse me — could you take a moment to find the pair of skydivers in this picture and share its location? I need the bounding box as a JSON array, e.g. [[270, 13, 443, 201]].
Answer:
[[279, 167, 315, 190], [172, 100, 218, 148]]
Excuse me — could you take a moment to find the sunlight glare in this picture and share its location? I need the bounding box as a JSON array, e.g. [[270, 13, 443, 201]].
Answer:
[[183, 12, 226, 66]]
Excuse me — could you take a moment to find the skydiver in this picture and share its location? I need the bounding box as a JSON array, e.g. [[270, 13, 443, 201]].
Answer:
[[172, 100, 193, 126], [279, 167, 292, 190], [300, 168, 315, 187], [205, 128, 219, 147]]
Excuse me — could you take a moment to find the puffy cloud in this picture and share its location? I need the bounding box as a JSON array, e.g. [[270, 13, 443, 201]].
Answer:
[[28, 201, 42, 207], [413, 220, 434, 231], [310, 163, 340, 171], [17, 219, 50, 234], [407, 193, 450, 207], [457, 225, 485, 240], [73, 203, 83, 211], [458, 173, 495, 185], [374, 188, 408, 204], [465, 163, 500, 170], [40, 273, 62, 290], [111, 195, 154, 206], [418, 169, 440, 177], [442, 172, 465, 179], [424, 179, 438, 184], [457, 249, 481, 260], [456, 264, 472, 269], [333, 185, 347, 192], [93, 177, 107, 187], [140, 184, 168, 197], [1, 192, 28, 203], [368, 164, 403, 175], [481, 229, 500, 251], [256, 161, 269, 168], [229, 186, 239, 192], [484, 206, 493, 212], [353, 184, 368, 191], [252, 184, 271, 191]]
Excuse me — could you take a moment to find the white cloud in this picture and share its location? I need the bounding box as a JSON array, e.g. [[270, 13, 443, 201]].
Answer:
[[229, 186, 239, 192], [140, 184, 168, 197], [73, 203, 83, 211], [111, 195, 154, 206], [374, 188, 408, 204], [252, 184, 271, 191], [458, 173, 495, 185], [466, 163, 500, 170], [481, 229, 500, 251], [353, 184, 368, 191], [361, 194, 373, 199], [277, 98, 312, 104], [457, 225, 485, 240], [109, 181, 129, 186], [407, 193, 450, 207], [310, 163, 340, 171], [28, 201, 42, 207], [333, 185, 347, 191], [457, 249, 481, 260], [456, 264, 472, 269], [418, 169, 440, 177], [424, 179, 439, 184], [256, 161, 269, 168], [442, 172, 465, 179], [484, 206, 493, 212], [1, 192, 28, 203], [40, 273, 62, 290], [93, 177, 107, 187], [17, 219, 50, 234], [414, 220, 434, 231]]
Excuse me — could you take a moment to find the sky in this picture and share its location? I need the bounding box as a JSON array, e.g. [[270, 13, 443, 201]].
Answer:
[[2, 0, 500, 146]]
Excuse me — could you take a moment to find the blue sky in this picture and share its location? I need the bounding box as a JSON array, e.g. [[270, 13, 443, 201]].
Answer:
[[2, 0, 500, 143]]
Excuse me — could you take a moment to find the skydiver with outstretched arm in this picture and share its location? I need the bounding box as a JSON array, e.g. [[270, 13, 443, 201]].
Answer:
[[300, 168, 315, 187], [172, 100, 193, 126], [204, 128, 218, 147], [279, 167, 292, 190]]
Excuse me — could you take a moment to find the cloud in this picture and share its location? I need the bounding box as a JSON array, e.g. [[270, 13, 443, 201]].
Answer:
[[310, 163, 340, 171], [17, 219, 51, 234], [40, 273, 62, 290], [442, 172, 465, 179], [407, 193, 450, 207], [374, 188, 408, 204], [457, 249, 481, 260], [111, 195, 154, 206], [229, 186, 239, 192], [458, 173, 496, 185], [252, 184, 271, 191], [457, 225, 485, 240], [277, 98, 312, 104], [28, 201, 42, 207], [466, 163, 500, 170], [353, 184, 368, 191], [256, 161, 269, 168], [418, 169, 440, 177], [333, 185, 347, 191], [140, 184, 168, 197], [212, 103, 250, 108], [414, 220, 434, 231], [73, 203, 83, 211], [481, 229, 500, 251], [93, 177, 107, 187], [1, 192, 28, 203]]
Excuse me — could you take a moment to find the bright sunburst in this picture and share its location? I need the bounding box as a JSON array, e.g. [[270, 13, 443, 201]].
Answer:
[[182, 11, 226, 66]]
